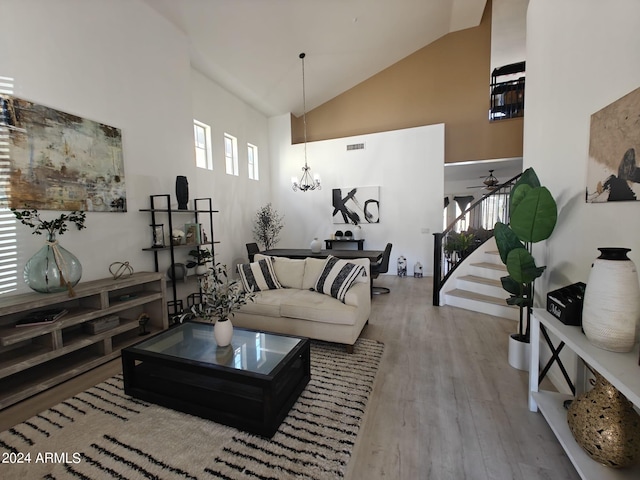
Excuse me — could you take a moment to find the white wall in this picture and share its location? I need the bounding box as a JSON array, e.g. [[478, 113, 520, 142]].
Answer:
[[269, 115, 445, 275], [1, 0, 270, 304], [525, 0, 640, 391], [190, 70, 271, 268]]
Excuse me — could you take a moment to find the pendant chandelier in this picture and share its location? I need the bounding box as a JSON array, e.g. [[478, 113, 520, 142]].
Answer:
[[292, 52, 321, 192]]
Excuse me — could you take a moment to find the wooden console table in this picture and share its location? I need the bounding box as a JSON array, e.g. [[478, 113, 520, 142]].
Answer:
[[325, 238, 364, 250], [529, 308, 640, 479], [0, 272, 168, 410]]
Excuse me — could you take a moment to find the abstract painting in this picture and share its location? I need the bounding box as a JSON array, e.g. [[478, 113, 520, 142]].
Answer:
[[332, 186, 380, 224], [586, 86, 640, 203], [0, 95, 126, 211]]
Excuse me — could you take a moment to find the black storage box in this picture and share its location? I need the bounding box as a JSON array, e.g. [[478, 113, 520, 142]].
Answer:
[[546, 282, 586, 326]]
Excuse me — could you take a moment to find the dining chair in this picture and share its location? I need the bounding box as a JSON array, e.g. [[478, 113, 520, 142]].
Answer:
[[246, 242, 260, 262], [371, 243, 392, 294]]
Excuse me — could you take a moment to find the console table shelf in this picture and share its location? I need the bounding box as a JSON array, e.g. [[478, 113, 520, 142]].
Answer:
[[0, 272, 167, 410], [530, 308, 640, 479]]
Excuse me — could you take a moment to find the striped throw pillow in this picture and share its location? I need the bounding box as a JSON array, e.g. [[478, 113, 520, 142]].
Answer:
[[314, 255, 365, 303], [237, 258, 282, 292]]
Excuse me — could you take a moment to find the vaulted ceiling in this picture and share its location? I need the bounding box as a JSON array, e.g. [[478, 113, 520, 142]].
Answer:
[[143, 0, 488, 117]]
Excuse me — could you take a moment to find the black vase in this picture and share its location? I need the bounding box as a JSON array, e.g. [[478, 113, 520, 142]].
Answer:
[[176, 176, 189, 210]]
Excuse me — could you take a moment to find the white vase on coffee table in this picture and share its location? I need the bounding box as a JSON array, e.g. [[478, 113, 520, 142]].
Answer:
[[214, 318, 233, 347]]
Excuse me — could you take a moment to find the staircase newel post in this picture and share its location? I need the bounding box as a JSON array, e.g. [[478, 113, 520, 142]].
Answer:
[[433, 232, 443, 306]]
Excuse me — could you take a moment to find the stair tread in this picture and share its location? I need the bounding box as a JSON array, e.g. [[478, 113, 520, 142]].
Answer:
[[445, 288, 516, 308], [458, 275, 502, 287], [470, 261, 507, 271]]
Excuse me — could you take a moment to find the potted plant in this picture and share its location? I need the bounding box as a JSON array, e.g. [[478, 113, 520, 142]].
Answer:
[[178, 263, 256, 347], [12, 206, 86, 296], [252, 203, 284, 250], [444, 231, 475, 261], [186, 247, 213, 275], [494, 167, 557, 370]]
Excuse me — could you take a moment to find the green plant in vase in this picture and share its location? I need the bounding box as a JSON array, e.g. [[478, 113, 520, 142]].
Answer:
[[12, 206, 86, 296], [178, 263, 255, 347], [494, 168, 557, 354], [186, 247, 213, 275]]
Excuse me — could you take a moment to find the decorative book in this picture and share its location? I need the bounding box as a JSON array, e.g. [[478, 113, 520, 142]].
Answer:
[[15, 308, 68, 327]]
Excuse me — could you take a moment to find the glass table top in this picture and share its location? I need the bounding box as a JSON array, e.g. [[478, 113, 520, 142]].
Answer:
[[130, 322, 303, 375]]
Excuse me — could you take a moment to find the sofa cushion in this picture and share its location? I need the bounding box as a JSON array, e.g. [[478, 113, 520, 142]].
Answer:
[[237, 257, 282, 292], [314, 255, 365, 303], [267, 256, 305, 289], [237, 289, 289, 317], [280, 289, 358, 326], [302, 257, 328, 290]]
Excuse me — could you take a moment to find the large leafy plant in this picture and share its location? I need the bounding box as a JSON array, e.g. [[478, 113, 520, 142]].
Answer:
[[494, 167, 557, 341]]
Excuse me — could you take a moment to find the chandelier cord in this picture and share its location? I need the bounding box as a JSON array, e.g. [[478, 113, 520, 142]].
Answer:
[[301, 52, 308, 168], [292, 52, 320, 192]]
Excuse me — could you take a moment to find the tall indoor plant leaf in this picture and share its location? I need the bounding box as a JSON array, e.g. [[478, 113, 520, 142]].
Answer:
[[510, 187, 558, 243], [494, 167, 557, 346]]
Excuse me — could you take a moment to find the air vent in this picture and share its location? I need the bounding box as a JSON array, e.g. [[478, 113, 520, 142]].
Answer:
[[346, 143, 365, 151]]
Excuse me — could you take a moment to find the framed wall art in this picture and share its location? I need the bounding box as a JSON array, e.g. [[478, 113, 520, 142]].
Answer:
[[332, 186, 380, 224], [586, 86, 640, 203], [0, 95, 126, 211]]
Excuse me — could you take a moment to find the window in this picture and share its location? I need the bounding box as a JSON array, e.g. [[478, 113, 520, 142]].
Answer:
[[247, 143, 259, 180], [224, 133, 238, 176], [193, 120, 213, 170], [0, 77, 17, 295], [481, 193, 509, 230], [454, 203, 470, 233]]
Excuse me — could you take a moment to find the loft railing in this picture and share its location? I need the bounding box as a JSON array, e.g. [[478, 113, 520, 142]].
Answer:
[[432, 173, 521, 306]]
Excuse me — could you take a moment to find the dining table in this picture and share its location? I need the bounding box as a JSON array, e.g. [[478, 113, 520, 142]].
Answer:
[[261, 248, 384, 297], [261, 248, 383, 263]]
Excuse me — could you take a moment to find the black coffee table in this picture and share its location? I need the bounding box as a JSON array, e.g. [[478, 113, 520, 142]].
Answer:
[[121, 322, 310, 437]]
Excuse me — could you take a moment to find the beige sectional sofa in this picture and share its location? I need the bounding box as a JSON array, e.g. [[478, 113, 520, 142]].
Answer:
[[232, 253, 371, 353]]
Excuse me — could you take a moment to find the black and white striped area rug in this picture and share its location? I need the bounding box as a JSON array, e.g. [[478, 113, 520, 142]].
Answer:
[[1, 338, 383, 480]]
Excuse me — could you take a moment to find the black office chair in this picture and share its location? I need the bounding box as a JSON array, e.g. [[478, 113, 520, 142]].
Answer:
[[371, 243, 392, 295], [246, 242, 260, 262]]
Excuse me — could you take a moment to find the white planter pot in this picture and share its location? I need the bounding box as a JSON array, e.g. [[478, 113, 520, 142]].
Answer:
[[195, 264, 208, 276], [508, 334, 531, 371], [214, 319, 233, 347], [582, 248, 640, 353]]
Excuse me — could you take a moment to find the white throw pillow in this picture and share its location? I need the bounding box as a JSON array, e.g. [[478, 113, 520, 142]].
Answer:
[[314, 255, 365, 303], [237, 257, 282, 292]]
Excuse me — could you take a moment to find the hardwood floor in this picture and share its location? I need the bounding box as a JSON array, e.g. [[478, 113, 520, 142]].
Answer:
[[0, 276, 580, 479], [349, 275, 579, 480]]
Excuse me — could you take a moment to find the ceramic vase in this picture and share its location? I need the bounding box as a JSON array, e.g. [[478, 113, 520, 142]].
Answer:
[[310, 237, 322, 253], [24, 233, 82, 294], [567, 370, 640, 468], [167, 263, 187, 282], [214, 318, 233, 347], [176, 175, 189, 210], [353, 225, 362, 240], [195, 264, 208, 276], [582, 248, 640, 352]]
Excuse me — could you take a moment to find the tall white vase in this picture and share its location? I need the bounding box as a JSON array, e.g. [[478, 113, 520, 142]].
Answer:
[[582, 248, 640, 353], [214, 318, 233, 347]]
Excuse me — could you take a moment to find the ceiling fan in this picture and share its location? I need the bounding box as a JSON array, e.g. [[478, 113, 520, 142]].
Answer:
[[467, 170, 500, 190]]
